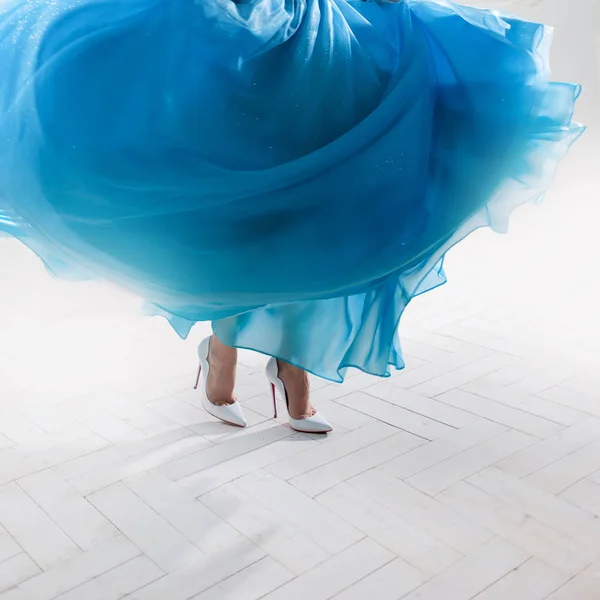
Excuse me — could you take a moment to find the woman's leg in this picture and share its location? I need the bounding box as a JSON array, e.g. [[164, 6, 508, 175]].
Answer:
[[275, 360, 315, 419], [212, 308, 331, 423], [206, 335, 238, 406], [210, 336, 313, 417]]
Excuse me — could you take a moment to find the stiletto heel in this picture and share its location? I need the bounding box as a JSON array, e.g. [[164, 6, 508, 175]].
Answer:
[[196, 336, 246, 428], [194, 364, 202, 390], [271, 383, 278, 419], [265, 357, 332, 433]]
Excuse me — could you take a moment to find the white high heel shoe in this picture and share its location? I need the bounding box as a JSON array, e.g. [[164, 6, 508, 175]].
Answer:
[[194, 336, 246, 428], [265, 357, 332, 434]]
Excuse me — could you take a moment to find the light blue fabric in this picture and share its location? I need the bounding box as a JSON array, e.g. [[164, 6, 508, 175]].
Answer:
[[0, 0, 583, 381]]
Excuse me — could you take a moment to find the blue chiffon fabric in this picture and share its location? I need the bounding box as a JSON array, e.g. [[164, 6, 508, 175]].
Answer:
[[0, 0, 583, 381]]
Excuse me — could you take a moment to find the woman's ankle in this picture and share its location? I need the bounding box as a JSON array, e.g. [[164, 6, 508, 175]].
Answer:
[[206, 335, 238, 406]]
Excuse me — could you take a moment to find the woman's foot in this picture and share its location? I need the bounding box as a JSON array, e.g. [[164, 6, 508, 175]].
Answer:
[[266, 358, 332, 433], [196, 336, 246, 428], [206, 335, 237, 406], [275, 359, 315, 420]]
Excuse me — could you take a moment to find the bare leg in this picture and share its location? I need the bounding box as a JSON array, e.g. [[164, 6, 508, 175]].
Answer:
[[276, 359, 315, 420], [206, 335, 238, 406]]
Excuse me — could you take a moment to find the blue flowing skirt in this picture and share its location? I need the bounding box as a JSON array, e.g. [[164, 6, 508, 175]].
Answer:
[[0, 0, 583, 380]]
